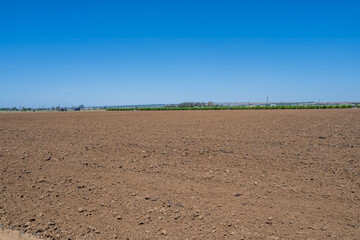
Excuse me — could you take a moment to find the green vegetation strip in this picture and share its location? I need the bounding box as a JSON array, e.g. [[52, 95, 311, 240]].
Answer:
[[106, 104, 357, 111]]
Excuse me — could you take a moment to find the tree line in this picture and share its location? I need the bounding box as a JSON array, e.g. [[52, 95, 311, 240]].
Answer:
[[165, 102, 216, 108], [107, 104, 358, 111]]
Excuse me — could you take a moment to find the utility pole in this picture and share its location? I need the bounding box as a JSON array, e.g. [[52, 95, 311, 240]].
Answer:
[[267, 96, 269, 106]]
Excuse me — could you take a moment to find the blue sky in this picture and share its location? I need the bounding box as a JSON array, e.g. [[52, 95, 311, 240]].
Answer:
[[0, 0, 359, 107]]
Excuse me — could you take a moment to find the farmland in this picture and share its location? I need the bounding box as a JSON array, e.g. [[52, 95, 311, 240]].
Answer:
[[0, 109, 359, 239]]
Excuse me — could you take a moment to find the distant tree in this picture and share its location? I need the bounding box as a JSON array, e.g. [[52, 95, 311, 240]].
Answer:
[[165, 104, 176, 108], [176, 101, 216, 108], [207, 101, 215, 107], [55, 105, 67, 111]]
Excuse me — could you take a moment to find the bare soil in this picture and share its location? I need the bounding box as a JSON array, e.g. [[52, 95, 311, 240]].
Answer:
[[0, 228, 42, 240], [0, 110, 359, 239]]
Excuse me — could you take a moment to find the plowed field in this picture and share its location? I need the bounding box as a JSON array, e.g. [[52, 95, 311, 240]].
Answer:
[[0, 110, 359, 239]]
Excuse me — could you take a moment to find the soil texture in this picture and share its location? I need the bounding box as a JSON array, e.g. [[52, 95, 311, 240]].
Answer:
[[0, 110, 359, 239]]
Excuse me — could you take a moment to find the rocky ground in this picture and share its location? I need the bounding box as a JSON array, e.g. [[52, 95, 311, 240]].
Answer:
[[0, 109, 359, 239]]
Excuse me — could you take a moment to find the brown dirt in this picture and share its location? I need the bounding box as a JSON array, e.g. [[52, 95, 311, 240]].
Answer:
[[0, 228, 43, 240], [0, 110, 359, 239]]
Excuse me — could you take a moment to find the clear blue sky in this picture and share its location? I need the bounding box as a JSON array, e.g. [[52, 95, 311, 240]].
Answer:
[[1, 0, 359, 108]]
